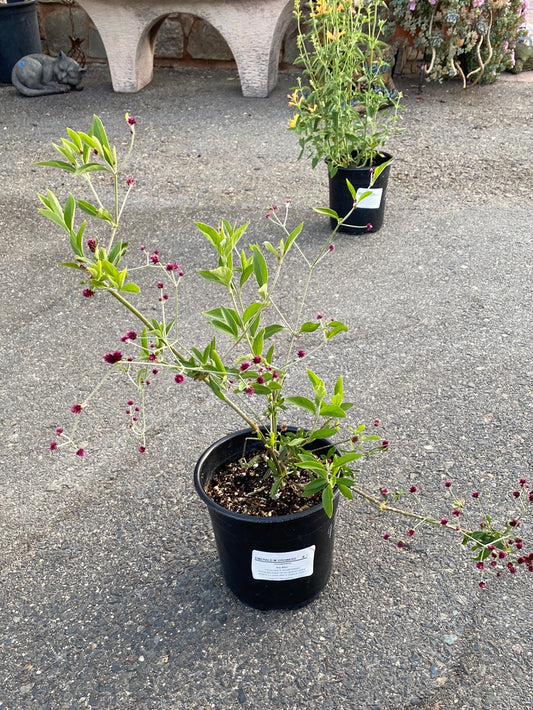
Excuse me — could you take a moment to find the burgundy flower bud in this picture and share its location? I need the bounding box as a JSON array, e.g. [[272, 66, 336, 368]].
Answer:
[[70, 404, 83, 414], [174, 374, 184, 384], [103, 350, 123, 364], [87, 238, 97, 253], [83, 288, 94, 298]]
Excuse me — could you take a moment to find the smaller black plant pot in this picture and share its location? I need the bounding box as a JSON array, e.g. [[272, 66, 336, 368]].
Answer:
[[329, 152, 392, 235], [194, 427, 339, 610], [0, 0, 41, 84]]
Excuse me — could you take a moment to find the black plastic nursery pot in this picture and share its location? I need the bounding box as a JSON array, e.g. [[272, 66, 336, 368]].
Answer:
[[194, 427, 339, 610], [329, 152, 393, 235], [0, 0, 41, 84]]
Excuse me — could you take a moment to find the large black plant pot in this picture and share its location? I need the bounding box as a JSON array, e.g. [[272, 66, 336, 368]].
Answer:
[[329, 152, 393, 235], [0, 0, 41, 84], [194, 427, 339, 610]]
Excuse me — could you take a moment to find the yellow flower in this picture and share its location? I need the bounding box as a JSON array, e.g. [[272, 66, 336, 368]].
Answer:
[[326, 29, 345, 41], [288, 115, 299, 129], [287, 90, 301, 107], [310, 0, 333, 17]]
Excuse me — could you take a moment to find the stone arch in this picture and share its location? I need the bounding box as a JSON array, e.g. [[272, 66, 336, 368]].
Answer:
[[74, 0, 295, 96]]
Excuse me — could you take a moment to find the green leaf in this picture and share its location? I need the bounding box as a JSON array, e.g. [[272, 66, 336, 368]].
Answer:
[[313, 207, 339, 220], [356, 190, 372, 205], [252, 329, 264, 357], [283, 223, 303, 254], [35, 159, 76, 172], [243, 302, 262, 323], [206, 320, 237, 338], [325, 320, 348, 340], [299, 321, 320, 333], [251, 245, 268, 288], [319, 404, 347, 419], [66, 127, 83, 151], [38, 209, 66, 232], [264, 324, 285, 339], [306, 427, 339, 442], [90, 115, 110, 148], [120, 282, 140, 293], [73, 163, 108, 176], [197, 266, 232, 287], [334, 452, 363, 467], [239, 264, 254, 288], [337, 483, 353, 500], [297, 460, 328, 475], [322, 487, 334, 518], [303, 479, 328, 496], [63, 194, 76, 231], [59, 261, 83, 269], [370, 158, 393, 185], [101, 260, 120, 284], [346, 179, 357, 200], [270, 477, 283, 498], [285, 396, 316, 414], [195, 221, 221, 250]]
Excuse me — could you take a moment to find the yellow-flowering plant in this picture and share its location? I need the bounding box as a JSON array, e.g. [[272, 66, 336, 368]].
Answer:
[[289, 0, 404, 177]]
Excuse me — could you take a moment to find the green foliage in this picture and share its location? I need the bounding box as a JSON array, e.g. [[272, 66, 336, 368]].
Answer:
[[387, 0, 528, 86], [289, 0, 404, 175]]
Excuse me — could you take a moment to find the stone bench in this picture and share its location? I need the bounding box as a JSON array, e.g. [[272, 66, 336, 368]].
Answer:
[[73, 0, 294, 96]]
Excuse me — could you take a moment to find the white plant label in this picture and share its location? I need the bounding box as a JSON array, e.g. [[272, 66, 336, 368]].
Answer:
[[356, 187, 383, 209], [251, 546, 316, 581]]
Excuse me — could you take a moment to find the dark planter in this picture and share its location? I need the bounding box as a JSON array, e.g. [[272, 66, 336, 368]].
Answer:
[[329, 152, 393, 235], [0, 0, 41, 84], [194, 427, 339, 609]]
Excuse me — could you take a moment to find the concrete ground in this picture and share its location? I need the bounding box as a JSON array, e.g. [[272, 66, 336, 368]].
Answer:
[[0, 65, 532, 709]]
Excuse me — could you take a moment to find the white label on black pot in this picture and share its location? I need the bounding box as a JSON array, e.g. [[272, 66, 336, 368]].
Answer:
[[251, 546, 315, 581], [356, 187, 383, 209]]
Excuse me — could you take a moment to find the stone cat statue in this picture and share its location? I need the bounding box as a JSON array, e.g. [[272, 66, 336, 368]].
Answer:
[[11, 51, 85, 97]]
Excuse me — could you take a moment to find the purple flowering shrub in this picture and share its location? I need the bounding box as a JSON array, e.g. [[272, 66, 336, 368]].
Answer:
[[38, 115, 531, 582]]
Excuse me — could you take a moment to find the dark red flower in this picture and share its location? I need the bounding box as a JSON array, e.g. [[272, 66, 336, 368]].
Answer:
[[103, 350, 123, 364]]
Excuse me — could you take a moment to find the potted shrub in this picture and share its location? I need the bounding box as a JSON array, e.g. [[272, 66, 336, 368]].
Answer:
[[386, 0, 528, 86], [0, 0, 41, 84], [288, 0, 404, 234], [38, 116, 532, 608]]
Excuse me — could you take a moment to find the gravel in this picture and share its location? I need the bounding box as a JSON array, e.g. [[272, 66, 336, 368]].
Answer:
[[0, 64, 531, 709]]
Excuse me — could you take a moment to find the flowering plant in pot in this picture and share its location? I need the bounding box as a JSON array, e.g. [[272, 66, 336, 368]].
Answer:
[[387, 0, 528, 86], [288, 0, 404, 234], [39, 115, 532, 607]]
